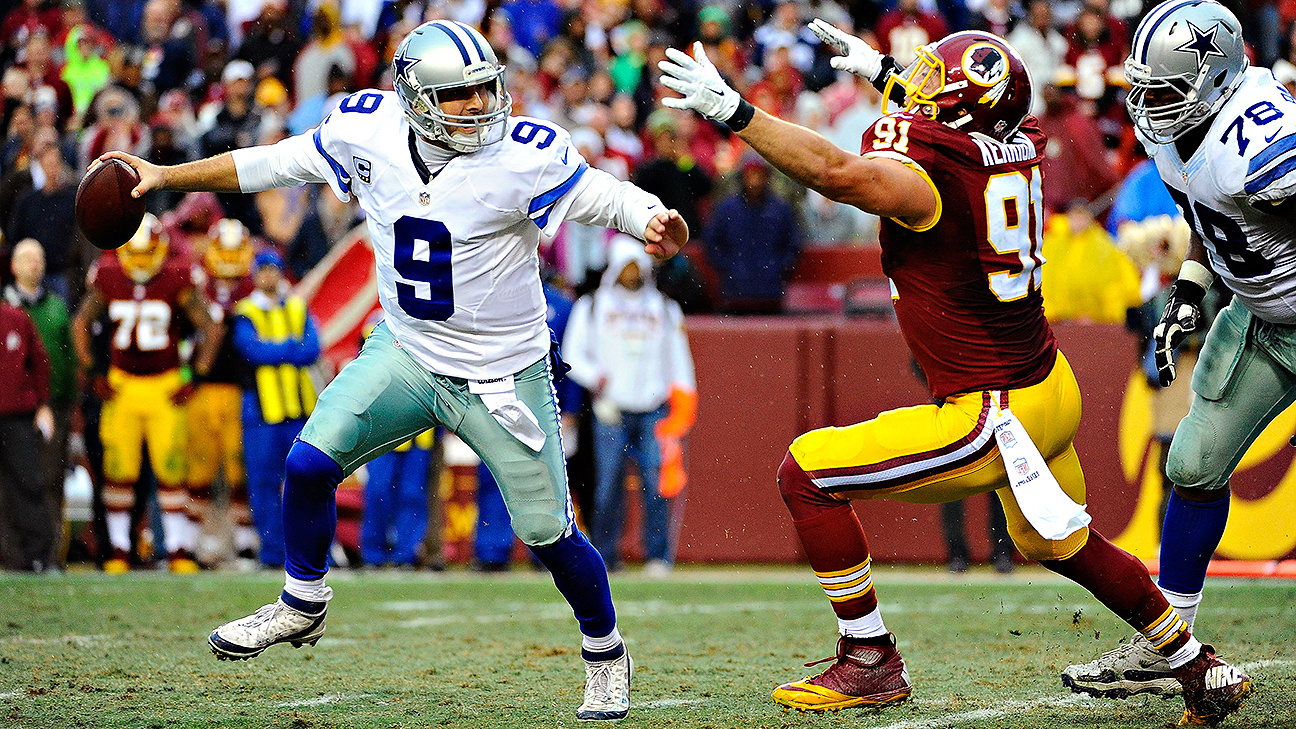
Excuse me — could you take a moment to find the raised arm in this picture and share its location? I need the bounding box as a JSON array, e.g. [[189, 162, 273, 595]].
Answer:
[[658, 42, 935, 227], [95, 151, 243, 197]]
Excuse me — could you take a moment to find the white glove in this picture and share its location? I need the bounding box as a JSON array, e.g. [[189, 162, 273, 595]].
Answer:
[[809, 18, 885, 82], [659, 41, 741, 123]]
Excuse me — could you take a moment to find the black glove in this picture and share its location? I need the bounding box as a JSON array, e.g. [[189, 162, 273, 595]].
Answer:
[[1152, 279, 1206, 387]]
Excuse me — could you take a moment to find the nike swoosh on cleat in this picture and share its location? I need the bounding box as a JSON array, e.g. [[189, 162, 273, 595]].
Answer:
[[1266, 129, 1282, 142]]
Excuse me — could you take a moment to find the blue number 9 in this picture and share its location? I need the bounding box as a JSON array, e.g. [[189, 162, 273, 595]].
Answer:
[[511, 120, 556, 149], [393, 216, 454, 321], [339, 92, 383, 114]]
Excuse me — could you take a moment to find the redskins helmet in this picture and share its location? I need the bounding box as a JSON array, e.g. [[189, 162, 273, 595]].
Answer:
[[204, 218, 254, 279], [118, 213, 169, 283], [883, 31, 1032, 141]]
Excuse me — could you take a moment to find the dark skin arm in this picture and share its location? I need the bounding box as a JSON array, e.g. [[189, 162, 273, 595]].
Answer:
[[178, 285, 222, 377]]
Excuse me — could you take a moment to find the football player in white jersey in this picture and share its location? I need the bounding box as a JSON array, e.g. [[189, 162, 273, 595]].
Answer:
[[97, 20, 686, 721], [1062, 0, 1278, 709]]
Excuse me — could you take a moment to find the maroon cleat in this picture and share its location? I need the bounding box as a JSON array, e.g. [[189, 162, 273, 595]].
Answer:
[[1173, 646, 1254, 726], [772, 634, 912, 713]]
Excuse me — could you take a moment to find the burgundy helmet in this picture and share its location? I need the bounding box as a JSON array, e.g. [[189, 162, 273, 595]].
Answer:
[[883, 31, 1032, 141]]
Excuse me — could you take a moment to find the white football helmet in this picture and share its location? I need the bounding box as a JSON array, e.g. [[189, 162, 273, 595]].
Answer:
[[392, 21, 511, 153], [1124, 0, 1247, 143]]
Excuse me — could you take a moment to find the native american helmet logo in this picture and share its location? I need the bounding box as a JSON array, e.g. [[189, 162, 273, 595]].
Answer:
[[963, 43, 1008, 87]]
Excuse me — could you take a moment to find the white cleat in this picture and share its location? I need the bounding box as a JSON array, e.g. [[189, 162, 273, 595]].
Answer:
[[208, 590, 330, 661], [576, 647, 633, 720], [1061, 634, 1181, 698]]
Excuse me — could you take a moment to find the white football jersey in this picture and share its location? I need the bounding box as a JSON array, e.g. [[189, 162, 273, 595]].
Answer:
[[275, 91, 618, 379], [1141, 67, 1296, 324]]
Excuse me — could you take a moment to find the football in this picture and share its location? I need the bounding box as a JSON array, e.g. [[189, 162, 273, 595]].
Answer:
[[75, 158, 146, 250]]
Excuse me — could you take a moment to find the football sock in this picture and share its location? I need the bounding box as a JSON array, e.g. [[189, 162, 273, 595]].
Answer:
[[838, 609, 888, 640], [1165, 635, 1204, 669], [1040, 529, 1191, 658], [1160, 587, 1203, 632], [282, 440, 344, 581], [283, 574, 333, 606], [1158, 491, 1229, 595], [778, 453, 880, 621], [529, 529, 618, 646], [160, 509, 191, 555], [581, 627, 625, 662], [106, 510, 131, 552]]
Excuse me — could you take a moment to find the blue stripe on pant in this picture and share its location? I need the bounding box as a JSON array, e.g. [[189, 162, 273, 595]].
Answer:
[[241, 393, 306, 567]]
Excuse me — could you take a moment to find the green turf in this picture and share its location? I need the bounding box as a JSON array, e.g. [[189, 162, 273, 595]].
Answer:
[[0, 566, 1292, 728]]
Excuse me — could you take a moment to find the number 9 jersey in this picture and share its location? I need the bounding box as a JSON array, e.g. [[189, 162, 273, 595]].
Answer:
[[861, 112, 1056, 400], [243, 90, 663, 380], [1141, 67, 1296, 325]]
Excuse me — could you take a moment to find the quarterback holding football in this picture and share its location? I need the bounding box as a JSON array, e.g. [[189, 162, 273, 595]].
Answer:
[[97, 19, 686, 721]]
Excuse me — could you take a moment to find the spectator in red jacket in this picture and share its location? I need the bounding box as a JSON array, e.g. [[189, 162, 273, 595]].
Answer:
[[875, 0, 948, 67], [1038, 83, 1120, 214], [0, 301, 55, 572]]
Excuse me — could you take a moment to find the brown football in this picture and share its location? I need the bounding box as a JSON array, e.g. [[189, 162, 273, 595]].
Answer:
[[75, 158, 146, 250]]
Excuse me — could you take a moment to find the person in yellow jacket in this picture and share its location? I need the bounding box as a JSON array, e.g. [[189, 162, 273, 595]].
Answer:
[[232, 250, 320, 568], [1040, 200, 1144, 324]]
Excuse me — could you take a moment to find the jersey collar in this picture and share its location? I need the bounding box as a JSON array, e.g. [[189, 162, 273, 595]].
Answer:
[[408, 128, 434, 185]]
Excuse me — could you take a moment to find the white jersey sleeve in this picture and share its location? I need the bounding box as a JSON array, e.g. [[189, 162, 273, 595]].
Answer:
[[230, 91, 385, 202]]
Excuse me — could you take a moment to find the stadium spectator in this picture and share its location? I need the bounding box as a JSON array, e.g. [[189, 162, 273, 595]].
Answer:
[[139, 0, 199, 97], [1007, 0, 1067, 115], [2, 0, 62, 49], [967, 0, 1020, 38], [1106, 155, 1179, 234], [1037, 83, 1119, 213], [8, 122, 84, 302], [5, 239, 75, 570], [1062, 5, 1125, 105], [293, 2, 355, 111], [0, 298, 53, 573], [703, 154, 801, 314], [199, 59, 263, 233], [60, 23, 110, 121], [632, 109, 712, 245], [1040, 199, 1142, 324], [564, 236, 696, 576], [753, 0, 818, 73], [232, 249, 321, 569], [72, 214, 221, 574], [77, 86, 145, 173], [232, 0, 300, 90], [15, 29, 72, 129], [874, 0, 949, 67], [188, 219, 257, 566]]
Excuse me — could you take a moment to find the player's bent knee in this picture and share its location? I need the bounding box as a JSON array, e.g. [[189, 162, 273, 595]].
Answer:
[[284, 440, 344, 491], [1012, 526, 1088, 562], [779, 450, 842, 520], [1165, 430, 1229, 491], [512, 513, 567, 547]]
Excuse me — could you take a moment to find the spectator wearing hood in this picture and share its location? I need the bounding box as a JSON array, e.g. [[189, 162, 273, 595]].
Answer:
[[563, 236, 696, 576]]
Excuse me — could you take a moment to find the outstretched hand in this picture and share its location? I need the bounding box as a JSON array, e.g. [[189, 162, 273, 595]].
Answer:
[[644, 209, 688, 260], [92, 150, 163, 199], [807, 19, 886, 82], [659, 42, 741, 123]]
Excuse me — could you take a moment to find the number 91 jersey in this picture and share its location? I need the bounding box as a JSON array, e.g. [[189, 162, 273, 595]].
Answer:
[[861, 113, 1057, 401], [1142, 67, 1296, 325], [305, 91, 591, 379]]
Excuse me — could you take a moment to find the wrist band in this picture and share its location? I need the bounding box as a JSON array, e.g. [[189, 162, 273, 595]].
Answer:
[[871, 56, 902, 93], [725, 99, 756, 132], [1178, 259, 1214, 291]]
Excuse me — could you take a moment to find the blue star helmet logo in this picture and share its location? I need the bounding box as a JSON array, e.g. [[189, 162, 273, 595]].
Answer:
[[1175, 21, 1227, 67], [392, 43, 420, 82]]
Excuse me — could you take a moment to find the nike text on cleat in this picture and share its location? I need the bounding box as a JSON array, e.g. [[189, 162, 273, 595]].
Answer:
[[772, 634, 912, 712], [1174, 646, 1254, 726], [1061, 634, 1181, 698], [208, 590, 329, 661], [576, 646, 632, 720]]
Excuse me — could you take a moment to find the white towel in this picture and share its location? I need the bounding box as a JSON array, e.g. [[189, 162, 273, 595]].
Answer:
[[989, 394, 1091, 541], [469, 376, 547, 453]]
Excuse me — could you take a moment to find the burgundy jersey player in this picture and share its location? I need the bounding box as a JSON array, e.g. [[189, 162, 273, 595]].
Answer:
[[659, 26, 1252, 726]]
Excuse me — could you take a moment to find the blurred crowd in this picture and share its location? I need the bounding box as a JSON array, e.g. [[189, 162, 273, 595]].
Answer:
[[0, 0, 1280, 572]]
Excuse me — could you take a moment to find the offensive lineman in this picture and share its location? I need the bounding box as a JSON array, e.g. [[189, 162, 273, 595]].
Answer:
[[99, 20, 686, 720], [1063, 0, 1289, 703], [659, 23, 1253, 726]]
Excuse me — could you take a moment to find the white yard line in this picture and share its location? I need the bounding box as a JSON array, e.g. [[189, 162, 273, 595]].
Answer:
[[275, 692, 375, 708], [638, 698, 709, 709], [0, 691, 23, 700]]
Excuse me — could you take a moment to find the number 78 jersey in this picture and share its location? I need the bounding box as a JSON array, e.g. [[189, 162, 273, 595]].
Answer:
[[1143, 67, 1296, 325], [294, 91, 597, 379], [860, 113, 1057, 401]]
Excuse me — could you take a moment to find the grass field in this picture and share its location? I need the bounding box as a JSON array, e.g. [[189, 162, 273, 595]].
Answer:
[[0, 565, 1292, 729]]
